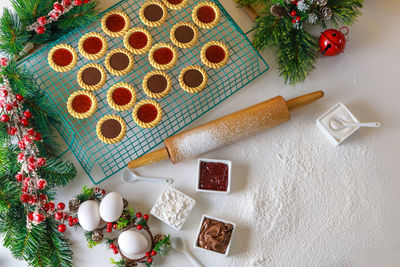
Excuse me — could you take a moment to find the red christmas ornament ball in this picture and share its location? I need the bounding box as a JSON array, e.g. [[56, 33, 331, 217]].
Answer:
[[319, 27, 349, 56], [58, 224, 67, 233]]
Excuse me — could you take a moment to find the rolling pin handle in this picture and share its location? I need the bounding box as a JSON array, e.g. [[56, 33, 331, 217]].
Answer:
[[127, 148, 169, 169], [286, 91, 324, 111]]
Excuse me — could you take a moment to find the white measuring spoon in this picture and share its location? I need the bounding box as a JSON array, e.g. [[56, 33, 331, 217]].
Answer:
[[121, 170, 173, 184], [171, 237, 203, 267], [330, 118, 380, 131]]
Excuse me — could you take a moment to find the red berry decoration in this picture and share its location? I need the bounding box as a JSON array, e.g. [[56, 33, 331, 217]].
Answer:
[[68, 221, 74, 226], [15, 94, 24, 101], [151, 250, 157, 256], [28, 195, 37, 205], [106, 227, 112, 233], [136, 212, 142, 218], [37, 157, 46, 167], [53, 3, 64, 12], [67, 216, 73, 222], [1, 114, 9, 122], [0, 58, 8, 67], [113, 249, 118, 254], [27, 163, 37, 172], [290, 10, 296, 16], [101, 189, 106, 195], [39, 193, 48, 202], [319, 27, 349, 56], [34, 212, 45, 223], [21, 186, 28, 193], [55, 212, 63, 220], [143, 214, 149, 220], [20, 118, 29, 127], [113, 223, 117, 229], [20, 193, 29, 203], [57, 202, 66, 210], [48, 202, 55, 211], [6, 104, 13, 111], [37, 16, 47, 25], [35, 26, 46, 34], [292, 18, 297, 24], [296, 16, 301, 22], [28, 212, 34, 221], [74, 0, 82, 5], [0, 89, 8, 97], [146, 257, 153, 263], [17, 152, 24, 162], [15, 173, 23, 182], [62, 0, 71, 6], [8, 126, 17, 135], [28, 156, 36, 163], [35, 132, 42, 141], [58, 224, 67, 233], [107, 222, 113, 228], [145, 251, 150, 257], [24, 110, 33, 119], [18, 140, 26, 149], [27, 128, 35, 135], [23, 177, 30, 186], [73, 218, 79, 224], [83, 0, 90, 3], [136, 225, 143, 230]]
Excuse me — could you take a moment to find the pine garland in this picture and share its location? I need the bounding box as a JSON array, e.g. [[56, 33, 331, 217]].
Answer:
[[238, 0, 364, 85]]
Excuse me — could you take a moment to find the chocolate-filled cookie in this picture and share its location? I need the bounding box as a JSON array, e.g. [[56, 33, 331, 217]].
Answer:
[[179, 66, 208, 93], [170, 22, 198, 49], [96, 115, 126, 144], [77, 63, 107, 91], [105, 48, 134, 76], [142, 70, 172, 98], [139, 0, 167, 27]]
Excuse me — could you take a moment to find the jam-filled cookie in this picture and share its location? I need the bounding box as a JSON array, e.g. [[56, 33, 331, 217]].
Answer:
[[142, 70, 172, 98], [123, 27, 152, 55], [161, 0, 188, 10], [67, 90, 97, 119], [170, 22, 198, 49], [179, 66, 207, 93], [192, 2, 221, 29], [132, 99, 162, 128], [200, 41, 229, 69], [139, 0, 167, 27], [105, 48, 134, 76], [107, 82, 137, 111], [148, 43, 177, 70], [78, 32, 108, 60], [77, 63, 107, 91], [101, 10, 130, 38], [48, 44, 78, 72], [96, 115, 126, 144]]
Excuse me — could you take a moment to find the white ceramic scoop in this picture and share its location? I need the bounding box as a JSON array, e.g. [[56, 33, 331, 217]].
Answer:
[[121, 170, 173, 184], [171, 237, 203, 267], [330, 117, 380, 131]]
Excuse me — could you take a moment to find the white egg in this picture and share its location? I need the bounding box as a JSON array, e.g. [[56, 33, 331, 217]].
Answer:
[[118, 230, 148, 258], [99, 192, 124, 222], [77, 200, 101, 231]]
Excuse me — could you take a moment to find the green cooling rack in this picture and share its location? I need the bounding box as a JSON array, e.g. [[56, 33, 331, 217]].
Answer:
[[21, 0, 268, 184]]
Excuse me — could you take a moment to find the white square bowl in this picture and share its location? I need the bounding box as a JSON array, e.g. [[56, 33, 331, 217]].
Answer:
[[193, 214, 236, 256], [196, 158, 232, 194], [150, 186, 196, 230], [316, 103, 360, 146]]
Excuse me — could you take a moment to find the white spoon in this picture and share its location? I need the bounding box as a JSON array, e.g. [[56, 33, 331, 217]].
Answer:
[[171, 237, 203, 267], [330, 117, 380, 131], [121, 170, 173, 184]]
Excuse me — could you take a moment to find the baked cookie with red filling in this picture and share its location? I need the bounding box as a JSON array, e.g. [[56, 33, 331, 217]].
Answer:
[[107, 82, 137, 111], [96, 115, 126, 144], [142, 70, 172, 98], [139, 0, 167, 27], [77, 63, 107, 91], [78, 32, 108, 60], [105, 48, 134, 76], [67, 90, 97, 119], [148, 43, 177, 70], [123, 28, 152, 55], [161, 0, 188, 10], [170, 22, 198, 49], [48, 44, 78, 72], [101, 10, 130, 38], [200, 41, 229, 69], [132, 99, 162, 128], [192, 2, 221, 29], [179, 66, 207, 93]]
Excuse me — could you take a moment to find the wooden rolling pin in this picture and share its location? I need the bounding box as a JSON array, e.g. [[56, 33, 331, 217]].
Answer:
[[128, 91, 324, 169]]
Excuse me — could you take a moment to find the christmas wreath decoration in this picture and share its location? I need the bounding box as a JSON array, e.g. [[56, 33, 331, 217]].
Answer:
[[237, 0, 364, 85]]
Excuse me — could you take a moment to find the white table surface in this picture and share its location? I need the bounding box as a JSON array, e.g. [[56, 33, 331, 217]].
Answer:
[[1, 0, 400, 266]]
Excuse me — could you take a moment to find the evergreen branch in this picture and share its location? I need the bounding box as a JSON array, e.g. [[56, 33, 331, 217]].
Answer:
[[0, 8, 29, 57], [277, 19, 319, 85], [253, 15, 285, 50], [57, 0, 99, 30], [11, 0, 53, 26], [326, 0, 364, 27], [38, 157, 77, 187], [47, 219, 73, 267]]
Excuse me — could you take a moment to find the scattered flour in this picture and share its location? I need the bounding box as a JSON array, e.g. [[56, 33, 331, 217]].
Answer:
[[194, 119, 384, 267]]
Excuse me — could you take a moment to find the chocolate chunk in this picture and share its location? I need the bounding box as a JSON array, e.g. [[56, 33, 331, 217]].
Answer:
[[183, 69, 203, 87], [174, 25, 194, 44], [81, 67, 101, 86], [109, 52, 130, 71], [100, 119, 122, 139], [144, 4, 163, 22], [147, 74, 167, 93]]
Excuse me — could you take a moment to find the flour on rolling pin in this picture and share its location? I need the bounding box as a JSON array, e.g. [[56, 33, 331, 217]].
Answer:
[[166, 96, 290, 163]]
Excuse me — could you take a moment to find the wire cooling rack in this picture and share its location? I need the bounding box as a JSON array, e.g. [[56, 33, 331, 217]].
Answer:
[[21, 0, 268, 184]]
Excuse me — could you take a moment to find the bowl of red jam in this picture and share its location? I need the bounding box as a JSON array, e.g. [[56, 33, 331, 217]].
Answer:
[[196, 158, 231, 194]]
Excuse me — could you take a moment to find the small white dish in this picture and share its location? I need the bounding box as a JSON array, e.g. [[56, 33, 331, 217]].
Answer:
[[196, 158, 232, 194], [316, 103, 360, 146], [150, 186, 196, 230], [193, 214, 236, 256]]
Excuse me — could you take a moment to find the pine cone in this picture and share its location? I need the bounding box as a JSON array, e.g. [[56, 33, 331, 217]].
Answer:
[[68, 198, 81, 213], [316, 0, 328, 6], [154, 234, 166, 244], [121, 211, 131, 221], [320, 7, 332, 20], [91, 229, 104, 243], [270, 5, 287, 18], [123, 198, 128, 209]]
